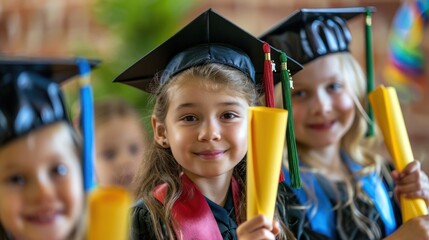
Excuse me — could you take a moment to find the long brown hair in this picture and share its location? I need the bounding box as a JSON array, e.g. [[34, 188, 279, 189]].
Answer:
[[133, 63, 294, 239]]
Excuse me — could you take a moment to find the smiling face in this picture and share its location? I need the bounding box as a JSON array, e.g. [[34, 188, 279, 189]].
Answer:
[[288, 53, 356, 150], [0, 122, 83, 240], [153, 76, 249, 181], [95, 115, 145, 192]]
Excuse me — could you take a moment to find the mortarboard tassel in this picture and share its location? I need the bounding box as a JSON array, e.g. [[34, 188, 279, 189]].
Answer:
[[263, 42, 275, 108], [280, 52, 301, 189], [77, 58, 96, 192], [365, 8, 375, 137], [79, 58, 132, 240], [262, 42, 285, 182]]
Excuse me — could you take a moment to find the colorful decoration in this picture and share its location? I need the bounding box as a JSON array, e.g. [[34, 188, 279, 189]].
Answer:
[[384, 0, 429, 103]]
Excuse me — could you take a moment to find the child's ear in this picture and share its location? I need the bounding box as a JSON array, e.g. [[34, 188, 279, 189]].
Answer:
[[151, 115, 169, 148]]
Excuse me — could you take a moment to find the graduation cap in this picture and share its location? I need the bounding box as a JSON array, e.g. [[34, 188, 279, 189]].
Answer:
[[260, 7, 376, 65], [114, 9, 304, 188], [0, 56, 100, 147], [113, 8, 303, 94]]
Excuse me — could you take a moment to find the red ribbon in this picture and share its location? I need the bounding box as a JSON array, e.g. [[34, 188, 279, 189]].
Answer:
[[154, 174, 241, 239]]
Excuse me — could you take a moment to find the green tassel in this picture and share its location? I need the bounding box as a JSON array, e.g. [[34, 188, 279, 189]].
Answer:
[[280, 52, 301, 189], [365, 8, 375, 137]]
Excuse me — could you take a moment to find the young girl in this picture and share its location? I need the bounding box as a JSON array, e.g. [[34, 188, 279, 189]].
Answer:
[[93, 98, 147, 197], [0, 59, 86, 240], [262, 7, 429, 239], [114, 9, 303, 240]]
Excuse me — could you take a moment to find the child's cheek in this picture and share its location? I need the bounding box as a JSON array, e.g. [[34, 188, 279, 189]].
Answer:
[[337, 94, 354, 111], [65, 161, 85, 221]]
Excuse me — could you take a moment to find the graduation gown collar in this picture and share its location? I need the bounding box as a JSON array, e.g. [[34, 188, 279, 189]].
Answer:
[[153, 173, 241, 239], [283, 150, 397, 238]]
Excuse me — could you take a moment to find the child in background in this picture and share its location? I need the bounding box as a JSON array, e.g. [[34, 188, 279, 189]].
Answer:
[[262, 7, 429, 239], [94, 98, 147, 197], [114, 9, 303, 240], [0, 57, 95, 240]]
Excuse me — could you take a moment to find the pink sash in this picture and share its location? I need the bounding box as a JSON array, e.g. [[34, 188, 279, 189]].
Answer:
[[154, 174, 240, 239]]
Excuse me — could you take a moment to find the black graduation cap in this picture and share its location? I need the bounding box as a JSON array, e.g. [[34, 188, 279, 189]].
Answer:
[[0, 56, 100, 147], [260, 7, 376, 65], [113, 8, 303, 94]]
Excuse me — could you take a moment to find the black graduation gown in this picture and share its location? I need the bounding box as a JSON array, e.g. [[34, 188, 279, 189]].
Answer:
[[277, 182, 331, 240], [130, 183, 322, 240], [318, 173, 401, 239], [281, 164, 402, 240]]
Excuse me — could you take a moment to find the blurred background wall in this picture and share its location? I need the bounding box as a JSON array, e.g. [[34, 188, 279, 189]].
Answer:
[[1, 0, 428, 170]]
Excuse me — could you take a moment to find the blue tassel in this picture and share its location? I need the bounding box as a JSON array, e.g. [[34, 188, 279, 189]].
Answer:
[[77, 58, 96, 192]]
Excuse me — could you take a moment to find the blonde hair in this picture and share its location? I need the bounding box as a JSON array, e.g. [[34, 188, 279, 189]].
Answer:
[[296, 52, 385, 239], [133, 63, 294, 239]]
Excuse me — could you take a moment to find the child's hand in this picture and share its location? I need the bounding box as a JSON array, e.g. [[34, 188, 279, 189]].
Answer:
[[391, 160, 429, 206], [383, 215, 429, 240], [237, 214, 280, 240]]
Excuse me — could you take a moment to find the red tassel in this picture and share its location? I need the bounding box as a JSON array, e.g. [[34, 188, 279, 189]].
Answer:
[[263, 42, 275, 108], [263, 42, 284, 182]]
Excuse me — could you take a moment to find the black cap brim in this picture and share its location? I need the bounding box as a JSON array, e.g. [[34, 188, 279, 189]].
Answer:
[[261, 7, 376, 37], [0, 56, 101, 85], [113, 9, 303, 93]]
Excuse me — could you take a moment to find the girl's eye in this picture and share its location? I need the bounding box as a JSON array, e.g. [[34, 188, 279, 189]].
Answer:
[[328, 82, 343, 91], [8, 175, 25, 186], [292, 89, 306, 98], [129, 144, 141, 156], [181, 115, 198, 122], [53, 164, 68, 176], [102, 149, 117, 161], [221, 112, 238, 120]]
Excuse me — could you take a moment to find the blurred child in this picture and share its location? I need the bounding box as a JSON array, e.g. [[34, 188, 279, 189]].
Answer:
[[262, 7, 429, 239], [114, 9, 303, 240], [94, 98, 147, 197], [0, 122, 83, 240], [0, 57, 96, 240]]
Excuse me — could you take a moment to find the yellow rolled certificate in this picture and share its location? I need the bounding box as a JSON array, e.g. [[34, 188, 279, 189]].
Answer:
[[369, 85, 428, 222], [247, 106, 288, 220], [87, 186, 132, 240]]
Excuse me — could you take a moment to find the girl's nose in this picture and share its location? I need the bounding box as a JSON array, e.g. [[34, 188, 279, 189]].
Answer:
[[311, 90, 332, 115], [198, 120, 221, 141], [118, 151, 139, 172], [28, 176, 55, 204]]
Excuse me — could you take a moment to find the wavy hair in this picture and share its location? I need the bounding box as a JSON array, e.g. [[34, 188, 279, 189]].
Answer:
[[295, 52, 385, 239], [133, 63, 295, 239]]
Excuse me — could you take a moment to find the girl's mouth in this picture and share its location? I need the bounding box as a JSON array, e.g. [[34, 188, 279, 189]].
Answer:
[[195, 150, 226, 160], [24, 210, 61, 225], [307, 121, 335, 130]]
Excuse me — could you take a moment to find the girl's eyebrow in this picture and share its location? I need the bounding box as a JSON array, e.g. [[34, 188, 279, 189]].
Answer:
[[0, 162, 21, 171], [174, 103, 196, 111], [175, 101, 246, 111], [219, 101, 246, 108]]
